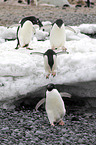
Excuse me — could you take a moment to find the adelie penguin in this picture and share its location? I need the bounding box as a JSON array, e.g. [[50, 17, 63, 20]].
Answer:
[[30, 49, 69, 78], [35, 84, 69, 126], [50, 19, 67, 51], [40, 19, 76, 40], [15, 20, 35, 49]]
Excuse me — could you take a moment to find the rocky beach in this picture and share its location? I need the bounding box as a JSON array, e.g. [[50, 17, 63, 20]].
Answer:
[[0, 1, 96, 144], [0, 1, 96, 27]]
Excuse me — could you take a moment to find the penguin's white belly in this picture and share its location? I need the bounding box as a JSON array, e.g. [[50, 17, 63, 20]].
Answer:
[[50, 28, 66, 48], [46, 90, 66, 124], [19, 28, 32, 47], [18, 21, 34, 47]]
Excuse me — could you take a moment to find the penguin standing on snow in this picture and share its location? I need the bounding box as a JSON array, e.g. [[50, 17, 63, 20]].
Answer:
[[19, 16, 43, 28], [50, 19, 66, 51], [30, 49, 68, 78], [15, 20, 35, 49]]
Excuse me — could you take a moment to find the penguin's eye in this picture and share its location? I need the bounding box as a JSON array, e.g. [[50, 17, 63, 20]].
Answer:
[[43, 29, 45, 31]]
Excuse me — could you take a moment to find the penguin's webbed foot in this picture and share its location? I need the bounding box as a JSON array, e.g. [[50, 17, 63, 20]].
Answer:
[[62, 46, 67, 52], [46, 74, 50, 79], [52, 72, 56, 77], [51, 123, 55, 126], [15, 47, 19, 50], [59, 120, 65, 126]]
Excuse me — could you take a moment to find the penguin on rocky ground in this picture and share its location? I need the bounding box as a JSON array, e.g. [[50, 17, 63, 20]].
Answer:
[[15, 20, 35, 49], [50, 19, 67, 51], [46, 84, 66, 126], [35, 84, 70, 126], [30, 49, 69, 78]]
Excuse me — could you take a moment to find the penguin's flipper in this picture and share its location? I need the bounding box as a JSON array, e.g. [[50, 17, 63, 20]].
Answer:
[[33, 26, 36, 35], [35, 98, 45, 111], [60, 92, 71, 98], [23, 44, 33, 50], [30, 52, 44, 55], [15, 26, 20, 50], [65, 26, 76, 33], [57, 51, 69, 55]]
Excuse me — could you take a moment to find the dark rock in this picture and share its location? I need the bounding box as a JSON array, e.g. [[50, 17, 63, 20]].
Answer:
[[71, 117, 79, 121], [90, 2, 94, 5], [62, 4, 70, 9], [75, 4, 82, 7], [18, 0, 23, 3], [84, 33, 96, 39]]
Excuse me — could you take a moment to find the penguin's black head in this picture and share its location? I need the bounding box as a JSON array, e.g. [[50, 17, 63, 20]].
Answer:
[[20, 16, 43, 28], [55, 19, 64, 28], [47, 83, 55, 91]]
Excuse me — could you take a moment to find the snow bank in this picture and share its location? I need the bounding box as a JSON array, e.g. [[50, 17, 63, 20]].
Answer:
[[0, 23, 96, 100], [78, 24, 96, 34]]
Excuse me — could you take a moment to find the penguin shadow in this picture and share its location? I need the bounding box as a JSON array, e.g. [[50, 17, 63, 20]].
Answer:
[[30, 49, 69, 79]]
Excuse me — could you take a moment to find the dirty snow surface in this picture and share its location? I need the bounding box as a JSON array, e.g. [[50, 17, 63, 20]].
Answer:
[[0, 23, 96, 100]]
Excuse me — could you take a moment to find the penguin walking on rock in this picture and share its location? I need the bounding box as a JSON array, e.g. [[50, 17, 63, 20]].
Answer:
[[46, 84, 66, 126], [30, 49, 69, 78], [15, 20, 35, 49], [35, 84, 67, 126], [50, 19, 66, 51]]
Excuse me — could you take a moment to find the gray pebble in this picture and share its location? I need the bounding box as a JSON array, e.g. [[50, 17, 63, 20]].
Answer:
[[0, 107, 96, 144], [1, 127, 9, 131]]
